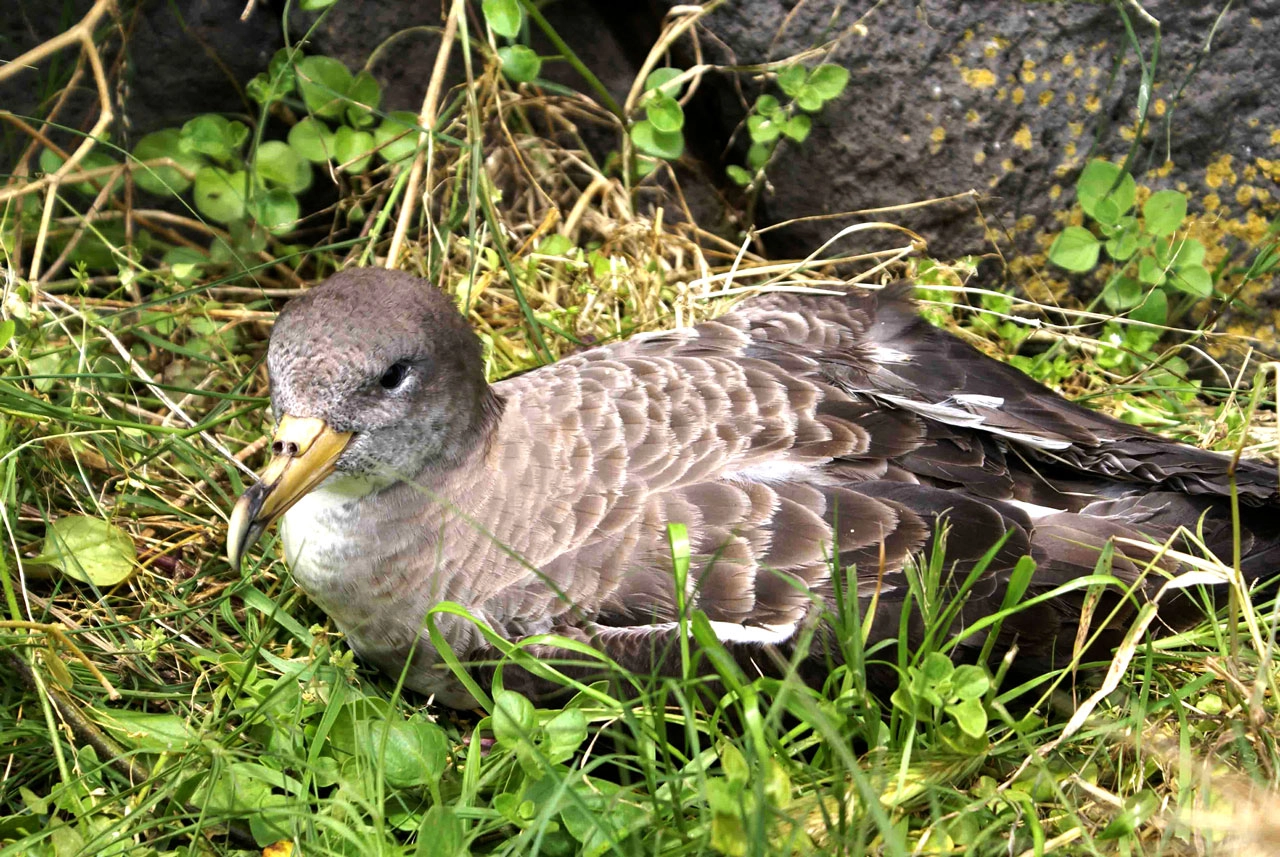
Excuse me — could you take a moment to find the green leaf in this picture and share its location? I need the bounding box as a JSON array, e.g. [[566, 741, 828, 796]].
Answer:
[[1130, 287, 1168, 326], [1048, 226, 1101, 272], [299, 0, 339, 9], [1098, 789, 1159, 840], [32, 516, 136, 586], [644, 67, 683, 95], [807, 64, 850, 99], [746, 141, 770, 170], [39, 147, 120, 196], [162, 246, 208, 286], [630, 120, 684, 160], [1170, 263, 1212, 297], [1076, 159, 1135, 220], [367, 716, 450, 788], [1170, 237, 1206, 268], [332, 126, 375, 174], [776, 64, 806, 98], [1137, 254, 1167, 286], [1104, 216, 1141, 261], [0, 319, 14, 349], [1093, 196, 1123, 227], [180, 115, 248, 161], [249, 187, 300, 234], [492, 690, 536, 746], [96, 710, 199, 752], [726, 164, 753, 187], [192, 166, 248, 223], [645, 92, 684, 133], [287, 116, 334, 163], [795, 84, 825, 112], [498, 45, 541, 83], [746, 113, 781, 144], [1142, 189, 1187, 237], [344, 71, 383, 128], [946, 696, 988, 739], [950, 665, 990, 701], [416, 805, 465, 857], [482, 0, 523, 39], [132, 129, 201, 195], [1101, 275, 1143, 312], [920, 652, 954, 686], [783, 114, 811, 143], [537, 233, 573, 255], [296, 55, 354, 119], [253, 140, 311, 193], [543, 708, 587, 764], [755, 94, 781, 117], [374, 112, 421, 164]]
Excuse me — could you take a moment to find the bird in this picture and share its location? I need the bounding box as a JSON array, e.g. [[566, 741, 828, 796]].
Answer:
[[227, 268, 1280, 708]]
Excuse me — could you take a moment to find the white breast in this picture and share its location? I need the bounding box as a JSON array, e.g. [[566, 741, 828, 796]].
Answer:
[[280, 474, 379, 592]]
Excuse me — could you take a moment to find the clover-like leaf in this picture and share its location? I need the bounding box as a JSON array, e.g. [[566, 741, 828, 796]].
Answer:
[[945, 696, 988, 739], [776, 64, 806, 97], [1076, 159, 1135, 221], [132, 129, 202, 195], [492, 690, 537, 746], [288, 117, 334, 164], [296, 55, 354, 120], [498, 45, 541, 83], [332, 126, 375, 174], [374, 112, 421, 164], [482, 0, 523, 38], [1169, 263, 1212, 297], [630, 120, 684, 160], [1101, 275, 1143, 312], [645, 91, 684, 133], [1142, 189, 1187, 238], [783, 114, 811, 143], [807, 64, 850, 100], [644, 67, 683, 96], [193, 167, 249, 223], [254, 140, 312, 194], [1048, 226, 1101, 272]]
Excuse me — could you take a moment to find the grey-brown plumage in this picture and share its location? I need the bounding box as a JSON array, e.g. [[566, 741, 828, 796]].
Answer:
[[228, 268, 1280, 707]]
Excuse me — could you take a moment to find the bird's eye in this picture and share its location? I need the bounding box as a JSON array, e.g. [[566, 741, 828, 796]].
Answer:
[[379, 361, 410, 390]]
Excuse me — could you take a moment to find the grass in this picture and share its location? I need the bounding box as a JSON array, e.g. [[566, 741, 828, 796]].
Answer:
[[2, 2, 1280, 855]]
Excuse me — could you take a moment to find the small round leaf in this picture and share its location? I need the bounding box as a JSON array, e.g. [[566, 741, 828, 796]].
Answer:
[[807, 64, 850, 100], [296, 55, 354, 119], [193, 167, 248, 223], [645, 92, 684, 133], [1048, 226, 1101, 272], [482, 0, 523, 39], [332, 126, 375, 174], [644, 67, 683, 96], [254, 140, 312, 193], [630, 120, 684, 161], [132, 129, 201, 195], [1142, 189, 1187, 237], [374, 112, 421, 164], [288, 117, 334, 164], [498, 45, 541, 83]]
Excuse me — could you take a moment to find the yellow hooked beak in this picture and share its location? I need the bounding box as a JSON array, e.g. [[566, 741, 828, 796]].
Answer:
[[226, 415, 353, 571]]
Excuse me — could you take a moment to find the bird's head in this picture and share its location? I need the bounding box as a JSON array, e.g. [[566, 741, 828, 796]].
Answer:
[[226, 268, 498, 570]]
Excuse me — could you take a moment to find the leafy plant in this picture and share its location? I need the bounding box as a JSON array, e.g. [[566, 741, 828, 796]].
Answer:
[[1048, 159, 1211, 322], [726, 62, 849, 191], [123, 50, 420, 248], [630, 68, 688, 164], [482, 0, 543, 83]]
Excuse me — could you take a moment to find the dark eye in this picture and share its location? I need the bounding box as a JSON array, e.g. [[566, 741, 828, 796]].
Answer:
[[379, 361, 410, 390]]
